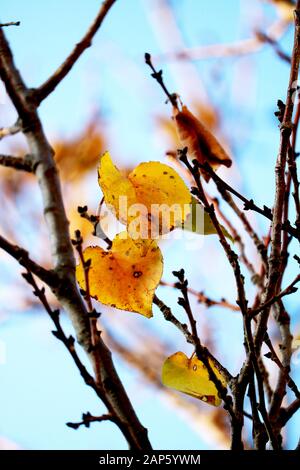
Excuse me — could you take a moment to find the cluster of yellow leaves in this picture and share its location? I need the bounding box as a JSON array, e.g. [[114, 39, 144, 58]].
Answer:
[[76, 105, 233, 404], [162, 352, 227, 407], [77, 152, 192, 317], [76, 152, 231, 316]]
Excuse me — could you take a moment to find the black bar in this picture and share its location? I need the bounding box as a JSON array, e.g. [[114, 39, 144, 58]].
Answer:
[[0, 450, 299, 467]]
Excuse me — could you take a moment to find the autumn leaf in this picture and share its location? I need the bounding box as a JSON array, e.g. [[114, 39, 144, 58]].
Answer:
[[98, 152, 192, 237], [157, 101, 219, 154], [162, 351, 227, 406], [98, 151, 137, 225], [54, 121, 106, 182], [76, 232, 163, 317], [173, 105, 232, 182]]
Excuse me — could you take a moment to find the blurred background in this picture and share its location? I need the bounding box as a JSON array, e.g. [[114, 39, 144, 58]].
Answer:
[[0, 0, 299, 450]]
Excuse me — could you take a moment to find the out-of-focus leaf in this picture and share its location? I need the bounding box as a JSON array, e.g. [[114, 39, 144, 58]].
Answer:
[[55, 121, 106, 181], [76, 232, 163, 317], [271, 0, 295, 22], [162, 351, 227, 406], [182, 197, 233, 240], [173, 105, 232, 182]]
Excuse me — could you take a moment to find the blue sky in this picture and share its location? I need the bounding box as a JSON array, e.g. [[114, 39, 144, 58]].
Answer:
[[0, 0, 299, 450]]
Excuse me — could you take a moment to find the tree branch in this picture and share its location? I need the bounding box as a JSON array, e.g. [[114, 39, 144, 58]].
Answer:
[[66, 412, 115, 430], [0, 154, 32, 172], [160, 279, 240, 311], [250, 273, 300, 318], [35, 0, 117, 103], [0, 22, 20, 28], [254, 2, 300, 351], [200, 162, 300, 242], [0, 22, 152, 450], [0, 121, 21, 140]]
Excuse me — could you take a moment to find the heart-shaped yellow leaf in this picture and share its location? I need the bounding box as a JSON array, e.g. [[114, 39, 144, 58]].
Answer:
[[98, 152, 191, 237], [162, 351, 227, 406], [76, 232, 163, 318]]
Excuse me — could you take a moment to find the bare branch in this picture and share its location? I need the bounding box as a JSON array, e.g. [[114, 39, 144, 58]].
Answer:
[[0, 234, 57, 287], [0, 121, 21, 140], [0, 23, 153, 450], [0, 154, 32, 172], [160, 280, 240, 312], [250, 274, 300, 318], [145, 52, 178, 108], [153, 294, 193, 344], [35, 0, 117, 103], [254, 2, 300, 350], [280, 398, 300, 426], [0, 21, 20, 28], [156, 20, 289, 62], [66, 412, 115, 430], [200, 161, 300, 242]]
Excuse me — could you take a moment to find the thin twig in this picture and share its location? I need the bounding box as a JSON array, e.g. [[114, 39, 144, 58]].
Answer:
[[255, 31, 291, 64], [250, 274, 300, 318], [77, 204, 112, 248], [0, 154, 32, 172], [0, 121, 21, 140], [66, 412, 115, 430], [156, 20, 289, 62], [160, 280, 240, 311], [280, 398, 300, 426], [0, 234, 58, 287], [72, 230, 102, 386], [264, 334, 300, 400], [200, 162, 300, 242], [35, 0, 117, 103], [145, 53, 178, 108], [0, 22, 20, 28]]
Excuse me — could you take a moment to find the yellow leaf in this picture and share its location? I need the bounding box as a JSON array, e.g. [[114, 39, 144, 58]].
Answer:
[[128, 161, 192, 235], [98, 152, 191, 236], [76, 232, 163, 318], [173, 105, 232, 182], [98, 151, 136, 224], [162, 351, 227, 406]]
